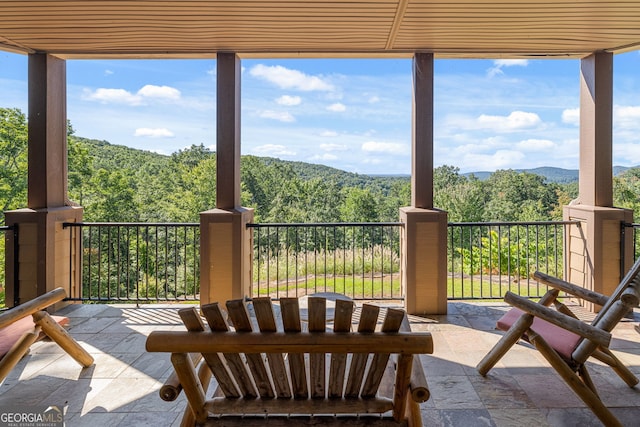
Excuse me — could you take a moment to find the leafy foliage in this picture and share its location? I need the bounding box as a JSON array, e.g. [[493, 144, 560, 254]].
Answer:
[[0, 108, 28, 214], [2, 106, 639, 302], [1, 106, 637, 226]]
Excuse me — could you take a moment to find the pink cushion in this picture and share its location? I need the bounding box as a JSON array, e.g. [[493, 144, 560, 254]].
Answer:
[[0, 314, 69, 359], [497, 308, 582, 361]]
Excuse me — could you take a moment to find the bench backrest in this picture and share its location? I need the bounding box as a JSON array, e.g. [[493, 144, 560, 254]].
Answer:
[[146, 296, 433, 423], [184, 297, 428, 401]]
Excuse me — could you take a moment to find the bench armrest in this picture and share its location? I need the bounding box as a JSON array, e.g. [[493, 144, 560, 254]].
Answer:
[[0, 288, 67, 330], [533, 271, 609, 306], [504, 291, 611, 348]]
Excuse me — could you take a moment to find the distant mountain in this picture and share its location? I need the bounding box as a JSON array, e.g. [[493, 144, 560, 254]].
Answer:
[[75, 137, 637, 187], [465, 166, 636, 184]]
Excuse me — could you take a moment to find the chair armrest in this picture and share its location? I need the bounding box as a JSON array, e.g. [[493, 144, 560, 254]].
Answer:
[[504, 291, 611, 348], [0, 288, 67, 329], [533, 272, 609, 306], [399, 316, 430, 403]]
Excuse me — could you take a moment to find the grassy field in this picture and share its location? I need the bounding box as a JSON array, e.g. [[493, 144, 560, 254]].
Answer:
[[250, 272, 551, 300], [251, 274, 402, 300], [447, 275, 551, 300]]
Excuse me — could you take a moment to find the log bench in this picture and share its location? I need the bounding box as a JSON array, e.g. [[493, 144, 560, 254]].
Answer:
[[0, 288, 94, 382], [146, 297, 433, 426]]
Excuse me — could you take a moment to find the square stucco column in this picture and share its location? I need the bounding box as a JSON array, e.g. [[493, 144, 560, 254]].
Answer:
[[200, 207, 254, 305], [3, 53, 81, 308], [400, 207, 448, 315], [563, 205, 633, 312], [4, 207, 83, 308], [563, 52, 634, 311]]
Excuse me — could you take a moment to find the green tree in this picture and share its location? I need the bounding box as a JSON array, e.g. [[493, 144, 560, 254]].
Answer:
[[378, 180, 410, 221], [482, 170, 559, 222], [614, 168, 640, 214], [433, 166, 486, 222], [340, 187, 379, 222], [0, 108, 28, 220], [84, 169, 137, 221], [179, 155, 217, 218], [67, 132, 94, 206]]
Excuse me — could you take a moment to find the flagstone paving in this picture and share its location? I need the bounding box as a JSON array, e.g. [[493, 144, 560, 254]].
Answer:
[[1, 301, 638, 426]]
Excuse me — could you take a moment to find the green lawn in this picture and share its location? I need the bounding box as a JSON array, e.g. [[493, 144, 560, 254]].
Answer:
[[252, 274, 402, 299], [251, 273, 550, 300]]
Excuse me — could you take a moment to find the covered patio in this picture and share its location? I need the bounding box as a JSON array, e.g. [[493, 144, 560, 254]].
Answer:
[[0, 300, 638, 426], [1, 2, 640, 425], [1, 1, 639, 315]]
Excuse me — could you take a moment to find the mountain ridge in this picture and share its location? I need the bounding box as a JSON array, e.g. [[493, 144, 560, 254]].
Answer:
[[76, 137, 638, 185]]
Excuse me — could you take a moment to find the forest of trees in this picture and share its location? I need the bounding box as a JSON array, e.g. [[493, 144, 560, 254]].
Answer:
[[2, 106, 640, 302], [2, 106, 640, 226]]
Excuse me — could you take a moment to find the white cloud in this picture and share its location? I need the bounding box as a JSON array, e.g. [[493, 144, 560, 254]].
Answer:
[[259, 110, 296, 122], [83, 84, 181, 105], [477, 111, 542, 132], [361, 141, 408, 154], [319, 130, 339, 137], [276, 95, 302, 106], [368, 95, 380, 103], [83, 88, 142, 105], [249, 64, 334, 91], [319, 143, 348, 151], [362, 158, 384, 165], [516, 138, 556, 151], [614, 142, 640, 164], [251, 144, 296, 157], [137, 84, 181, 100], [614, 105, 640, 128], [562, 108, 580, 125], [487, 59, 529, 77], [327, 103, 346, 112], [563, 105, 640, 130], [495, 59, 529, 68], [104, 69, 114, 76], [463, 150, 526, 170], [311, 153, 339, 161], [134, 128, 175, 138]]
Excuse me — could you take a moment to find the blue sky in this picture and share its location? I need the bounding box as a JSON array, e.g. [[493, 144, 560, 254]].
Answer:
[[1, 51, 640, 174]]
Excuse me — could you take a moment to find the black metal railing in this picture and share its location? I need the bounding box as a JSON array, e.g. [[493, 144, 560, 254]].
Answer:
[[64, 222, 200, 302], [0, 225, 17, 309], [623, 222, 640, 264], [59, 219, 583, 303], [447, 221, 579, 299], [248, 222, 403, 300]]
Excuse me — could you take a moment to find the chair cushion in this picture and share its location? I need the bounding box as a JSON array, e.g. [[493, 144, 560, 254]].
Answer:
[[0, 314, 69, 359], [497, 308, 582, 361]]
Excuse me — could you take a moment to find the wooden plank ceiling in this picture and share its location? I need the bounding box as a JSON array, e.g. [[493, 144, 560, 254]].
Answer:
[[1, 1, 640, 59]]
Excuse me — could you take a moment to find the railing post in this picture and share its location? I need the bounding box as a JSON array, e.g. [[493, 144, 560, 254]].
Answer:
[[12, 224, 19, 307], [620, 222, 639, 277]]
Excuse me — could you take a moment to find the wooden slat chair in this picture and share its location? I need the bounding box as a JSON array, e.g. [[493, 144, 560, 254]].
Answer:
[[0, 288, 94, 383], [477, 258, 640, 427], [146, 297, 433, 426]]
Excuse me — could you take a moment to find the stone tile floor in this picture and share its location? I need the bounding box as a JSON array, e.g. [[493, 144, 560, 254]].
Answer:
[[0, 300, 638, 426]]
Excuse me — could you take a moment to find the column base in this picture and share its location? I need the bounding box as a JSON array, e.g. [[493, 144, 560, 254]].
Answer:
[[199, 207, 254, 306], [4, 206, 83, 308], [564, 204, 633, 312], [400, 207, 448, 315]]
